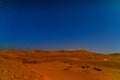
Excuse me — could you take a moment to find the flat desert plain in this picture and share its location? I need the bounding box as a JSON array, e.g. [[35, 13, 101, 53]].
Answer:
[[0, 50, 120, 80]]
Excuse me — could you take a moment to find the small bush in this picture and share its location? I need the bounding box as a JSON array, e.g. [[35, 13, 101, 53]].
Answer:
[[22, 60, 38, 64], [93, 68, 102, 71]]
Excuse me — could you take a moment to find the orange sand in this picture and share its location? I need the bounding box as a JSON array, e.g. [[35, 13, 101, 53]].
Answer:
[[0, 50, 120, 80]]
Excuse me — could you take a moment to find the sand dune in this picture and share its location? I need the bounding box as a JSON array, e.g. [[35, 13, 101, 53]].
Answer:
[[0, 50, 120, 80]]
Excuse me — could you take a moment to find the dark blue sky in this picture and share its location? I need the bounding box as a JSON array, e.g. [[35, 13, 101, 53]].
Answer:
[[0, 0, 120, 53]]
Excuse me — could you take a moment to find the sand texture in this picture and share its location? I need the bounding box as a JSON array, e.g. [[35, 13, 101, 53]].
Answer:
[[0, 50, 120, 80]]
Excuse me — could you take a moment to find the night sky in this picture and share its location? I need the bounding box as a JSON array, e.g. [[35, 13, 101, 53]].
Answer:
[[0, 0, 120, 53]]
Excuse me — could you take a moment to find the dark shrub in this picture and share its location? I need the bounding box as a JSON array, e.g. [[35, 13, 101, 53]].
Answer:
[[94, 68, 102, 71]]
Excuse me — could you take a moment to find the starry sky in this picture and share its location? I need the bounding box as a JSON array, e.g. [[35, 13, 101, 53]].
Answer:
[[0, 0, 120, 53]]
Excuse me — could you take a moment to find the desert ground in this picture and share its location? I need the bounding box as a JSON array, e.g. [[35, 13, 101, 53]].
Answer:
[[0, 50, 120, 80]]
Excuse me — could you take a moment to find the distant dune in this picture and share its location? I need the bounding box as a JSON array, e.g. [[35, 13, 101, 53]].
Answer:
[[0, 50, 120, 80]]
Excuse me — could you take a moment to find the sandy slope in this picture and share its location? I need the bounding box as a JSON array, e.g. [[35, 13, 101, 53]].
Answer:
[[0, 50, 120, 80], [0, 58, 49, 80], [27, 61, 119, 80]]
